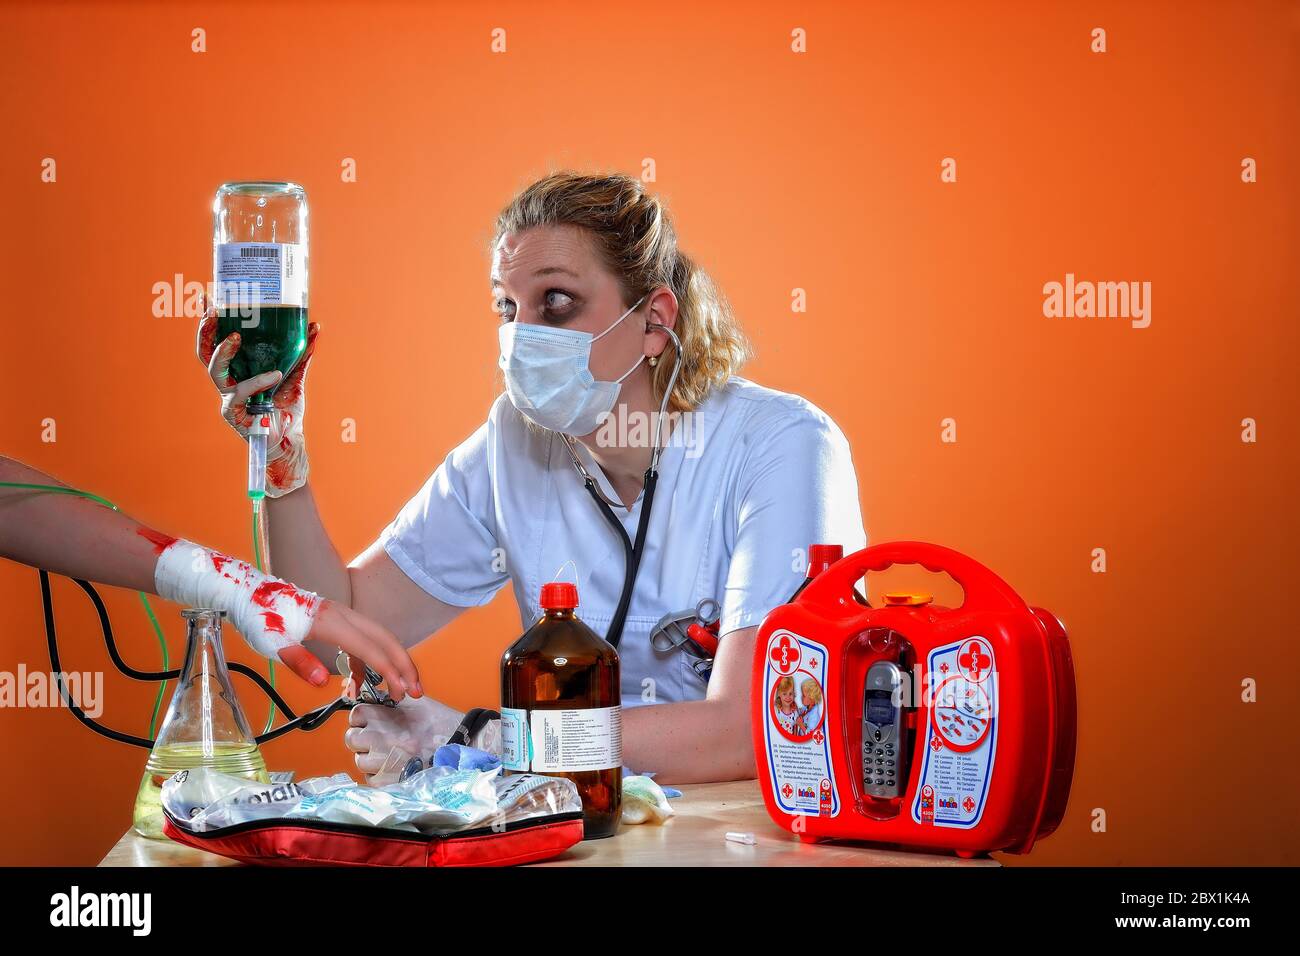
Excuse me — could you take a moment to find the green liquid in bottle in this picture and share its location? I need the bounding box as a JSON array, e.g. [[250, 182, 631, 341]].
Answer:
[[131, 742, 269, 840], [216, 305, 308, 404]]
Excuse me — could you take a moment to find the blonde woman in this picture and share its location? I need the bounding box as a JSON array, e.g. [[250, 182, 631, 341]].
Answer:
[[198, 171, 865, 783]]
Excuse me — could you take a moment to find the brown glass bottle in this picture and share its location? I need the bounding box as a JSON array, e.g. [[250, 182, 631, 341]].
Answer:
[[500, 582, 623, 839]]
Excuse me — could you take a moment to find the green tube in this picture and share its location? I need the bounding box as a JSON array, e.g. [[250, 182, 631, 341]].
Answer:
[[251, 500, 278, 734]]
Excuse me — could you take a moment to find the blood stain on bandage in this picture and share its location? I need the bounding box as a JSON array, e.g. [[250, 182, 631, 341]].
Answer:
[[137, 527, 178, 555], [252, 580, 317, 611], [262, 611, 286, 634], [211, 553, 236, 574], [252, 580, 290, 607]]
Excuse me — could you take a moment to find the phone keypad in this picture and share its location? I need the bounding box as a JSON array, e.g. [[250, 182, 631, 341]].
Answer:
[[864, 741, 903, 796]]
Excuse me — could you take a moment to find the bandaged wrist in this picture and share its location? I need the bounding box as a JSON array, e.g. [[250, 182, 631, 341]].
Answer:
[[153, 539, 321, 658]]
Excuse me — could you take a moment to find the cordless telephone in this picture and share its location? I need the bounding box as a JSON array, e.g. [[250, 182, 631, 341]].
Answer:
[[862, 660, 908, 799]]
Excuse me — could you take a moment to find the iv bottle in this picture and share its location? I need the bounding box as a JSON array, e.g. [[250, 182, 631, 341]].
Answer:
[[131, 609, 269, 840], [500, 583, 623, 839], [212, 181, 309, 407]]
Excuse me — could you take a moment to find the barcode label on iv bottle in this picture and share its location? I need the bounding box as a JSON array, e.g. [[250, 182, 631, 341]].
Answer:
[[500, 706, 622, 773], [215, 242, 305, 306]]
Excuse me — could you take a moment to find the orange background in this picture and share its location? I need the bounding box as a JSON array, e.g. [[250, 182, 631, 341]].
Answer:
[[1, 0, 1296, 866]]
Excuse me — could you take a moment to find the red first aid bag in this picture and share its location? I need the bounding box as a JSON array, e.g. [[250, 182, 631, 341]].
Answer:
[[162, 807, 584, 867]]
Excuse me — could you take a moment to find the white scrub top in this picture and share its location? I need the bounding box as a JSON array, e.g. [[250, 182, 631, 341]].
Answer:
[[379, 376, 866, 707]]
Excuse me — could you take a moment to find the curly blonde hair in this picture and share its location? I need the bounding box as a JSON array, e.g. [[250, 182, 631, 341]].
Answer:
[[493, 171, 750, 414], [800, 678, 822, 705]]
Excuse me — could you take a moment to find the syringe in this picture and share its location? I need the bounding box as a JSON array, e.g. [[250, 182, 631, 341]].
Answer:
[[246, 402, 274, 503]]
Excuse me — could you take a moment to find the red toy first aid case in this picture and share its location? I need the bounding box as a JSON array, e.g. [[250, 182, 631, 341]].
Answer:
[[752, 542, 1076, 856]]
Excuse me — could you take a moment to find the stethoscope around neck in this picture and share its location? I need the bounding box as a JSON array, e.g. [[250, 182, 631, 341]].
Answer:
[[558, 321, 683, 649]]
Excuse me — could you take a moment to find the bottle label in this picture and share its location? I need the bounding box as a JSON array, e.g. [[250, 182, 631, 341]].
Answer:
[[499, 706, 622, 773], [499, 707, 530, 772], [214, 242, 306, 308]]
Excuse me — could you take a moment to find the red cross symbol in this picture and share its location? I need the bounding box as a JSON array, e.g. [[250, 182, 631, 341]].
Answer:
[[940, 662, 949, 674], [959, 641, 992, 681], [768, 635, 800, 674], [930, 735, 943, 752], [812, 729, 824, 745], [962, 796, 975, 813], [808, 656, 819, 668], [782, 782, 794, 798]]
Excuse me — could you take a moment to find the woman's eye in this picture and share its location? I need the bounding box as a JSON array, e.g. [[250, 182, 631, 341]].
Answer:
[[541, 289, 576, 318], [495, 289, 578, 323]]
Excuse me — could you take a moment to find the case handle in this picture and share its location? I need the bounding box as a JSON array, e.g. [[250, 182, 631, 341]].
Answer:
[[797, 541, 1028, 615]]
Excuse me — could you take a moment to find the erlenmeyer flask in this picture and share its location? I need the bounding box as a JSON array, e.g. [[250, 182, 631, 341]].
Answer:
[[131, 609, 269, 839]]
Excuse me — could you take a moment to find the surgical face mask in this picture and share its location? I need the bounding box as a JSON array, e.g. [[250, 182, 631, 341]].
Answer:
[[498, 293, 648, 434]]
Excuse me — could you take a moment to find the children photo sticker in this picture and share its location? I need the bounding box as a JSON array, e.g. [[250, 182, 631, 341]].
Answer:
[[770, 672, 825, 743], [762, 629, 840, 817]]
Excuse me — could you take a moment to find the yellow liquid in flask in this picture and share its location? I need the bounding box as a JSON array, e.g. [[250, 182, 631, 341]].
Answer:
[[132, 742, 269, 840]]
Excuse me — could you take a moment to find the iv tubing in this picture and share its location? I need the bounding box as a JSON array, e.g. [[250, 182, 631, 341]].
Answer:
[[246, 400, 278, 734], [0, 480, 341, 747], [251, 497, 279, 734]]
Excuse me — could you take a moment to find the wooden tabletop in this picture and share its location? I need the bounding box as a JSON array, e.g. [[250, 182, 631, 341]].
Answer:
[[100, 779, 998, 867]]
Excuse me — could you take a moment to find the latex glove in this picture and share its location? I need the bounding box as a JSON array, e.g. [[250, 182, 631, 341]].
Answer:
[[363, 721, 503, 786], [196, 306, 317, 497], [345, 695, 467, 778]]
